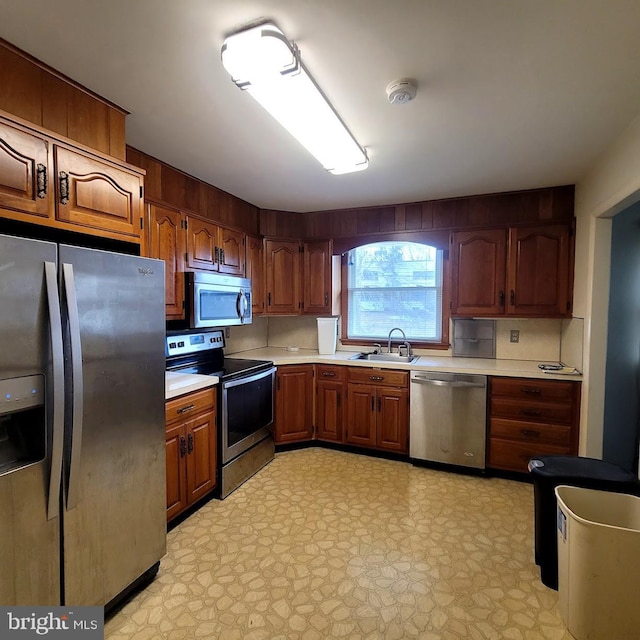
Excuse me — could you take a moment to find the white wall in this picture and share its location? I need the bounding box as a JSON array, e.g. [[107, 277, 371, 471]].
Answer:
[[574, 111, 640, 457]]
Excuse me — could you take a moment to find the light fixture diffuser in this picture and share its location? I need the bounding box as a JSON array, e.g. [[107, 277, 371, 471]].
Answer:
[[221, 22, 368, 175]]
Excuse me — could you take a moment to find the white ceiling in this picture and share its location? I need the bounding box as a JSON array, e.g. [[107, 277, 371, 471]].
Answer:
[[1, 1, 640, 213]]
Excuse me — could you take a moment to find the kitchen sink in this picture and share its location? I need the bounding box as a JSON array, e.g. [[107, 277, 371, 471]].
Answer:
[[349, 352, 420, 364]]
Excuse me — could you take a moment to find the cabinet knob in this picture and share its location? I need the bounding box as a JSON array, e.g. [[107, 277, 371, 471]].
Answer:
[[510, 290, 516, 306], [499, 290, 505, 307]]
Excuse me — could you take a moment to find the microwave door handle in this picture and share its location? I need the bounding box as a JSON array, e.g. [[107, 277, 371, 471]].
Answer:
[[45, 261, 64, 521], [62, 263, 84, 511], [237, 289, 248, 323]]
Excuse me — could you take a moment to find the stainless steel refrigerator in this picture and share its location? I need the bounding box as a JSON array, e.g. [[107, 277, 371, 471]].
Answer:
[[0, 233, 166, 606]]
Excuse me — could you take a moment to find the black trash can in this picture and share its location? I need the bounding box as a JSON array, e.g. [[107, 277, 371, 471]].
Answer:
[[528, 455, 640, 589]]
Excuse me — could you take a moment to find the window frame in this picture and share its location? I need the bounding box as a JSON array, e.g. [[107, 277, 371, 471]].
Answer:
[[340, 241, 450, 349]]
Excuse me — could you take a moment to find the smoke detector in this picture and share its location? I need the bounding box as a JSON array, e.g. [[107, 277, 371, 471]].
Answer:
[[386, 79, 417, 105]]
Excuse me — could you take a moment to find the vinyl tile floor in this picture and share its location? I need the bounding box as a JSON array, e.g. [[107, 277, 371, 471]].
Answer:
[[105, 448, 572, 640]]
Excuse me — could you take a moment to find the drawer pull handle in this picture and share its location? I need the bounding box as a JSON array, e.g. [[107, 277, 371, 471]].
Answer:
[[521, 387, 541, 395], [179, 436, 187, 457], [322, 372, 336, 377], [177, 404, 195, 414], [521, 409, 542, 417], [521, 429, 541, 438], [369, 376, 384, 382], [187, 433, 194, 454], [59, 171, 69, 205]]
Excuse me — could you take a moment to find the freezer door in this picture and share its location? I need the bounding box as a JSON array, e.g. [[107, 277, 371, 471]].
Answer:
[[0, 234, 61, 605], [59, 245, 166, 606]]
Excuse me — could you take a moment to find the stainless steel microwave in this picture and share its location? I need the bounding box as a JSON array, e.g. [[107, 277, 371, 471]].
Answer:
[[186, 272, 252, 328]]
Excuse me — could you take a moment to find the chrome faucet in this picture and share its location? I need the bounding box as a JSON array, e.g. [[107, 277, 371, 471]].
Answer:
[[387, 327, 407, 354], [372, 343, 383, 354]]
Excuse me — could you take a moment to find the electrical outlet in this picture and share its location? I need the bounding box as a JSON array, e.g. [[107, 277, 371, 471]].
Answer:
[[225, 327, 230, 339], [510, 329, 520, 343]]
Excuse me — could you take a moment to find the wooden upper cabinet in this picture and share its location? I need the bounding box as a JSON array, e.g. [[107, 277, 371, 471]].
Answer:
[[451, 223, 573, 318], [265, 239, 301, 314], [218, 225, 244, 275], [303, 240, 332, 314], [186, 215, 245, 276], [508, 225, 571, 316], [246, 234, 265, 315], [451, 229, 507, 316], [186, 215, 217, 271], [54, 146, 142, 239], [0, 120, 52, 221], [147, 204, 186, 319]]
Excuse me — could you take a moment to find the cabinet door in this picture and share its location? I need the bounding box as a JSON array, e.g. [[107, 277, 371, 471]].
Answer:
[[54, 146, 142, 239], [0, 121, 52, 221], [376, 388, 408, 453], [303, 240, 332, 314], [265, 239, 301, 315], [346, 384, 377, 447], [274, 365, 314, 443], [451, 229, 507, 316], [147, 204, 185, 319], [316, 379, 345, 442], [165, 423, 187, 522], [218, 226, 245, 276], [246, 235, 265, 315], [507, 225, 570, 317], [185, 410, 217, 504], [186, 216, 217, 271]]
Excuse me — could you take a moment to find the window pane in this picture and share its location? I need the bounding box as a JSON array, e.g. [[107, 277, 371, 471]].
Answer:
[[347, 242, 443, 342]]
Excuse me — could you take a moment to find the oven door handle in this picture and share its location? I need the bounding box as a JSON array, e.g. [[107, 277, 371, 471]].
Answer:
[[222, 366, 276, 390]]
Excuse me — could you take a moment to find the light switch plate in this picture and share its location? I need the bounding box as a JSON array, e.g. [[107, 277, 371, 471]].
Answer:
[[510, 329, 520, 343]]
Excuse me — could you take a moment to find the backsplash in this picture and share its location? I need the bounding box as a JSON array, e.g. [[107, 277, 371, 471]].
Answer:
[[226, 314, 582, 366]]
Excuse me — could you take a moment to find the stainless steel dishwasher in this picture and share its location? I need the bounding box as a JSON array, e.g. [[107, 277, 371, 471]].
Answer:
[[409, 371, 487, 469]]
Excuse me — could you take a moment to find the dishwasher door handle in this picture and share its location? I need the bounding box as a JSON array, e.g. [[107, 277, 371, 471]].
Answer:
[[411, 378, 485, 388]]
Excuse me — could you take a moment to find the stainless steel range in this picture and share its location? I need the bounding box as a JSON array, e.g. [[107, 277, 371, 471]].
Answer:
[[166, 330, 276, 498]]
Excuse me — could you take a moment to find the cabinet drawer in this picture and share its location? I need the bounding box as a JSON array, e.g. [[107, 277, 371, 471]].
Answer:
[[166, 388, 215, 425], [490, 397, 573, 424], [490, 418, 571, 446], [490, 377, 575, 402], [348, 367, 408, 387], [316, 365, 346, 382], [488, 438, 569, 473]]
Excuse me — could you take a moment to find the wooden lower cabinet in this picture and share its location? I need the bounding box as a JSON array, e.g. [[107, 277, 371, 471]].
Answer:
[[346, 368, 409, 454], [165, 388, 217, 522], [315, 365, 346, 442], [274, 365, 314, 443], [487, 376, 580, 473]]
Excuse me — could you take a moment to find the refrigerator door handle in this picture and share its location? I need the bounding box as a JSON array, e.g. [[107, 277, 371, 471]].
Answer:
[[63, 262, 84, 510], [45, 261, 64, 521]]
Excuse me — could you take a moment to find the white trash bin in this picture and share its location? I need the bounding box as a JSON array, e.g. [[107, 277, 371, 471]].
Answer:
[[555, 485, 640, 640], [317, 316, 338, 355]]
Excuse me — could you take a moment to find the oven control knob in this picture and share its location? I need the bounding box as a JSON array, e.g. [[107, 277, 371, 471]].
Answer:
[[169, 342, 176, 349], [178, 341, 184, 347]]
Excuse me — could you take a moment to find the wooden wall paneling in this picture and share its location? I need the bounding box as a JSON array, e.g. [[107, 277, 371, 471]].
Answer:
[[66, 86, 111, 156], [206, 185, 221, 220], [403, 203, 423, 230], [357, 208, 380, 235], [161, 164, 187, 207], [108, 109, 126, 160], [181, 174, 201, 213], [380, 206, 396, 232], [0, 45, 43, 126], [126, 148, 162, 202], [40, 74, 68, 139], [551, 185, 575, 220]]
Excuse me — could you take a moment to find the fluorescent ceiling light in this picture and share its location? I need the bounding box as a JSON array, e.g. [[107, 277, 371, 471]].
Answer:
[[221, 22, 368, 175]]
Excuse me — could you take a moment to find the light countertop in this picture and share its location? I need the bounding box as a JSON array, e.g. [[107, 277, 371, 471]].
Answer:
[[226, 348, 582, 381], [165, 371, 218, 400]]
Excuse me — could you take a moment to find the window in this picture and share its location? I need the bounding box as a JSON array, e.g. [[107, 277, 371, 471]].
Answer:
[[345, 241, 444, 343]]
